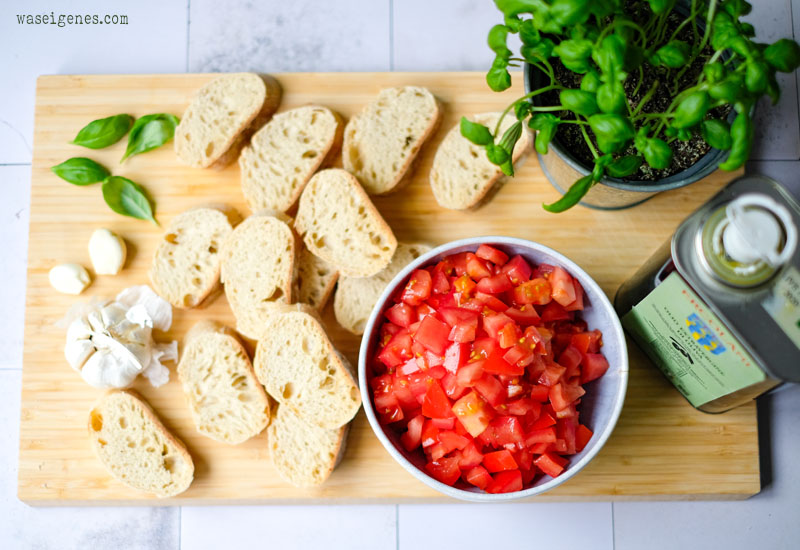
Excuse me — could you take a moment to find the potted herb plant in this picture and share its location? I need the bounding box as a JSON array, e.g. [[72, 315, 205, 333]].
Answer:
[[461, 0, 800, 211]]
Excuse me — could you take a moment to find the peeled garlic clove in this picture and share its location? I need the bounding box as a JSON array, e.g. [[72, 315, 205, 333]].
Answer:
[[49, 263, 91, 295], [88, 228, 127, 275]]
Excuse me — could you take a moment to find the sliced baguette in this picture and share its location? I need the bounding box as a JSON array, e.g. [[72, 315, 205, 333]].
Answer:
[[175, 73, 282, 169], [149, 206, 237, 308], [254, 309, 361, 429], [268, 403, 348, 487], [430, 112, 531, 210], [220, 212, 296, 340], [334, 242, 432, 335], [88, 390, 194, 498], [343, 86, 441, 195], [295, 168, 397, 278], [177, 321, 270, 444], [296, 248, 339, 310], [239, 106, 343, 213]]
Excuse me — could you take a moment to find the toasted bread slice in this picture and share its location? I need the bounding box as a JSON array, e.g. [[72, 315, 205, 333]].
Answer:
[[149, 206, 237, 308], [220, 212, 296, 340], [334, 242, 432, 335], [343, 86, 441, 195], [88, 390, 194, 497], [254, 309, 361, 429], [295, 248, 339, 310], [430, 112, 531, 210], [294, 168, 397, 278], [268, 403, 349, 487], [175, 73, 282, 169], [177, 321, 270, 444], [240, 106, 343, 213]]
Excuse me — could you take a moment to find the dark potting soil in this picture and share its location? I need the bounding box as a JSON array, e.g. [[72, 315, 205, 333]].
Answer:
[[536, 8, 732, 182]]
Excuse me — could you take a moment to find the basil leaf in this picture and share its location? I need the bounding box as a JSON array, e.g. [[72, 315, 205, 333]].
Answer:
[[102, 176, 157, 224], [606, 155, 643, 177], [121, 113, 180, 162], [460, 117, 494, 146], [486, 143, 510, 165], [486, 64, 512, 92], [596, 81, 627, 114], [764, 39, 800, 73], [647, 0, 675, 15], [71, 114, 133, 149], [580, 71, 602, 93], [655, 41, 690, 68], [671, 91, 710, 129], [636, 136, 673, 169], [50, 157, 110, 186], [588, 113, 635, 153], [529, 113, 561, 155], [560, 89, 599, 117], [745, 61, 769, 93], [543, 175, 594, 213], [701, 120, 733, 150], [488, 25, 511, 55], [550, 0, 590, 27]]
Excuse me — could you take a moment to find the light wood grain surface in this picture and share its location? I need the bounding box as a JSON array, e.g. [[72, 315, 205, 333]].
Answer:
[[19, 73, 759, 504]]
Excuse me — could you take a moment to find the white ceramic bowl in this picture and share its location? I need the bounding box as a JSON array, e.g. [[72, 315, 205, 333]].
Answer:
[[358, 236, 629, 502]]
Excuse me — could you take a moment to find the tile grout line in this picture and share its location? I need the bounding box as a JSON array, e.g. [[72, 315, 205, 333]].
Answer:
[[185, 0, 191, 73], [0, 163, 32, 167], [611, 502, 617, 550], [389, 0, 394, 71], [177, 506, 182, 550], [791, 0, 800, 161], [395, 504, 399, 550]]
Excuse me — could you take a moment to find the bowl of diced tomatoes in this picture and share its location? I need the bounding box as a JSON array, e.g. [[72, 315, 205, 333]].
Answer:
[[358, 236, 628, 501]]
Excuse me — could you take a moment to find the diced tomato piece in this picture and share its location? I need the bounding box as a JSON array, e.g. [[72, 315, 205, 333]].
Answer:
[[370, 373, 392, 394], [441, 372, 468, 401], [475, 292, 508, 312], [549, 382, 580, 412], [504, 305, 540, 325], [378, 331, 413, 368], [414, 315, 450, 355], [439, 307, 478, 327], [525, 426, 557, 446], [482, 313, 514, 339], [488, 415, 525, 447], [502, 255, 532, 284], [421, 379, 454, 419], [550, 438, 567, 453], [428, 365, 447, 379], [564, 278, 584, 311], [421, 419, 440, 447], [428, 442, 448, 461], [399, 358, 420, 375], [476, 244, 509, 266], [485, 470, 523, 493], [425, 457, 461, 486], [431, 268, 451, 295], [400, 414, 424, 451], [476, 273, 513, 294], [423, 350, 444, 368], [528, 384, 550, 402], [416, 303, 436, 320], [431, 417, 456, 430], [472, 337, 497, 360], [558, 345, 582, 371], [483, 348, 524, 376], [530, 412, 556, 430], [581, 353, 610, 384], [506, 397, 541, 418], [541, 301, 571, 322], [534, 453, 567, 478], [438, 430, 470, 454], [538, 363, 566, 387], [575, 424, 593, 452], [558, 418, 578, 455], [513, 278, 552, 305], [503, 344, 534, 368], [549, 266, 577, 306], [474, 373, 506, 407], [453, 274, 476, 295], [449, 322, 477, 343], [458, 441, 484, 469], [497, 323, 521, 349], [466, 254, 493, 280], [465, 465, 493, 489], [443, 342, 470, 373], [456, 360, 485, 388], [392, 374, 418, 410], [452, 391, 493, 437], [529, 442, 549, 455], [374, 392, 404, 423], [483, 449, 519, 472], [408, 372, 431, 397], [555, 403, 578, 420], [572, 330, 602, 354], [385, 302, 416, 328], [514, 448, 534, 471]]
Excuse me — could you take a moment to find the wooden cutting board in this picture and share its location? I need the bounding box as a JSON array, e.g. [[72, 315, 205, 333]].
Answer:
[[19, 73, 760, 504]]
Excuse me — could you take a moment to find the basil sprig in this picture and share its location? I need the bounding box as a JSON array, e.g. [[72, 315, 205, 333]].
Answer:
[[121, 114, 180, 162], [50, 157, 110, 186], [101, 176, 157, 224], [71, 114, 133, 149]]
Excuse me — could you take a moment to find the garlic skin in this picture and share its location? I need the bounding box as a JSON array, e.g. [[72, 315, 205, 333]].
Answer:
[[62, 285, 177, 389], [88, 228, 127, 275], [49, 263, 91, 295]]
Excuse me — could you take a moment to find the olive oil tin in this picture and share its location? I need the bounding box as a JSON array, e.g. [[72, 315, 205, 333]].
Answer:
[[616, 175, 800, 413]]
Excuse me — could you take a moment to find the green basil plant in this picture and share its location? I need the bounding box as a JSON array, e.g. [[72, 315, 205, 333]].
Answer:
[[462, 0, 800, 212]]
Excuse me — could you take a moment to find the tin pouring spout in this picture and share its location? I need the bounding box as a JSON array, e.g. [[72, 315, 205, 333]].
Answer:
[[723, 194, 798, 268]]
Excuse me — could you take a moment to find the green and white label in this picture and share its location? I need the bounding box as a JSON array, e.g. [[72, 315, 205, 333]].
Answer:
[[623, 272, 765, 408], [762, 266, 800, 350]]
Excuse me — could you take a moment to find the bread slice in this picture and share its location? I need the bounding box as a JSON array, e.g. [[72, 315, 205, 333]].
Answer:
[[220, 212, 296, 340], [149, 206, 237, 308], [430, 112, 531, 210], [177, 321, 270, 444], [239, 106, 344, 213], [175, 73, 282, 169], [254, 309, 361, 429], [295, 248, 339, 310], [88, 390, 194, 497], [334, 242, 432, 335], [343, 86, 441, 195], [268, 403, 348, 487], [295, 168, 397, 278]]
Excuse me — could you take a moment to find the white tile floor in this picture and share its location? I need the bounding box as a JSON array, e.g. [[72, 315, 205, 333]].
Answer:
[[1, 1, 798, 548]]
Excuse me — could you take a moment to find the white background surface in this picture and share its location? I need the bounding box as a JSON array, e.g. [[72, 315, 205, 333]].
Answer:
[[1, 1, 799, 548]]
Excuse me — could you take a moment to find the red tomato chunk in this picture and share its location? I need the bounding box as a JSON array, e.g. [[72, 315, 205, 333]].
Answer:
[[370, 247, 610, 494]]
